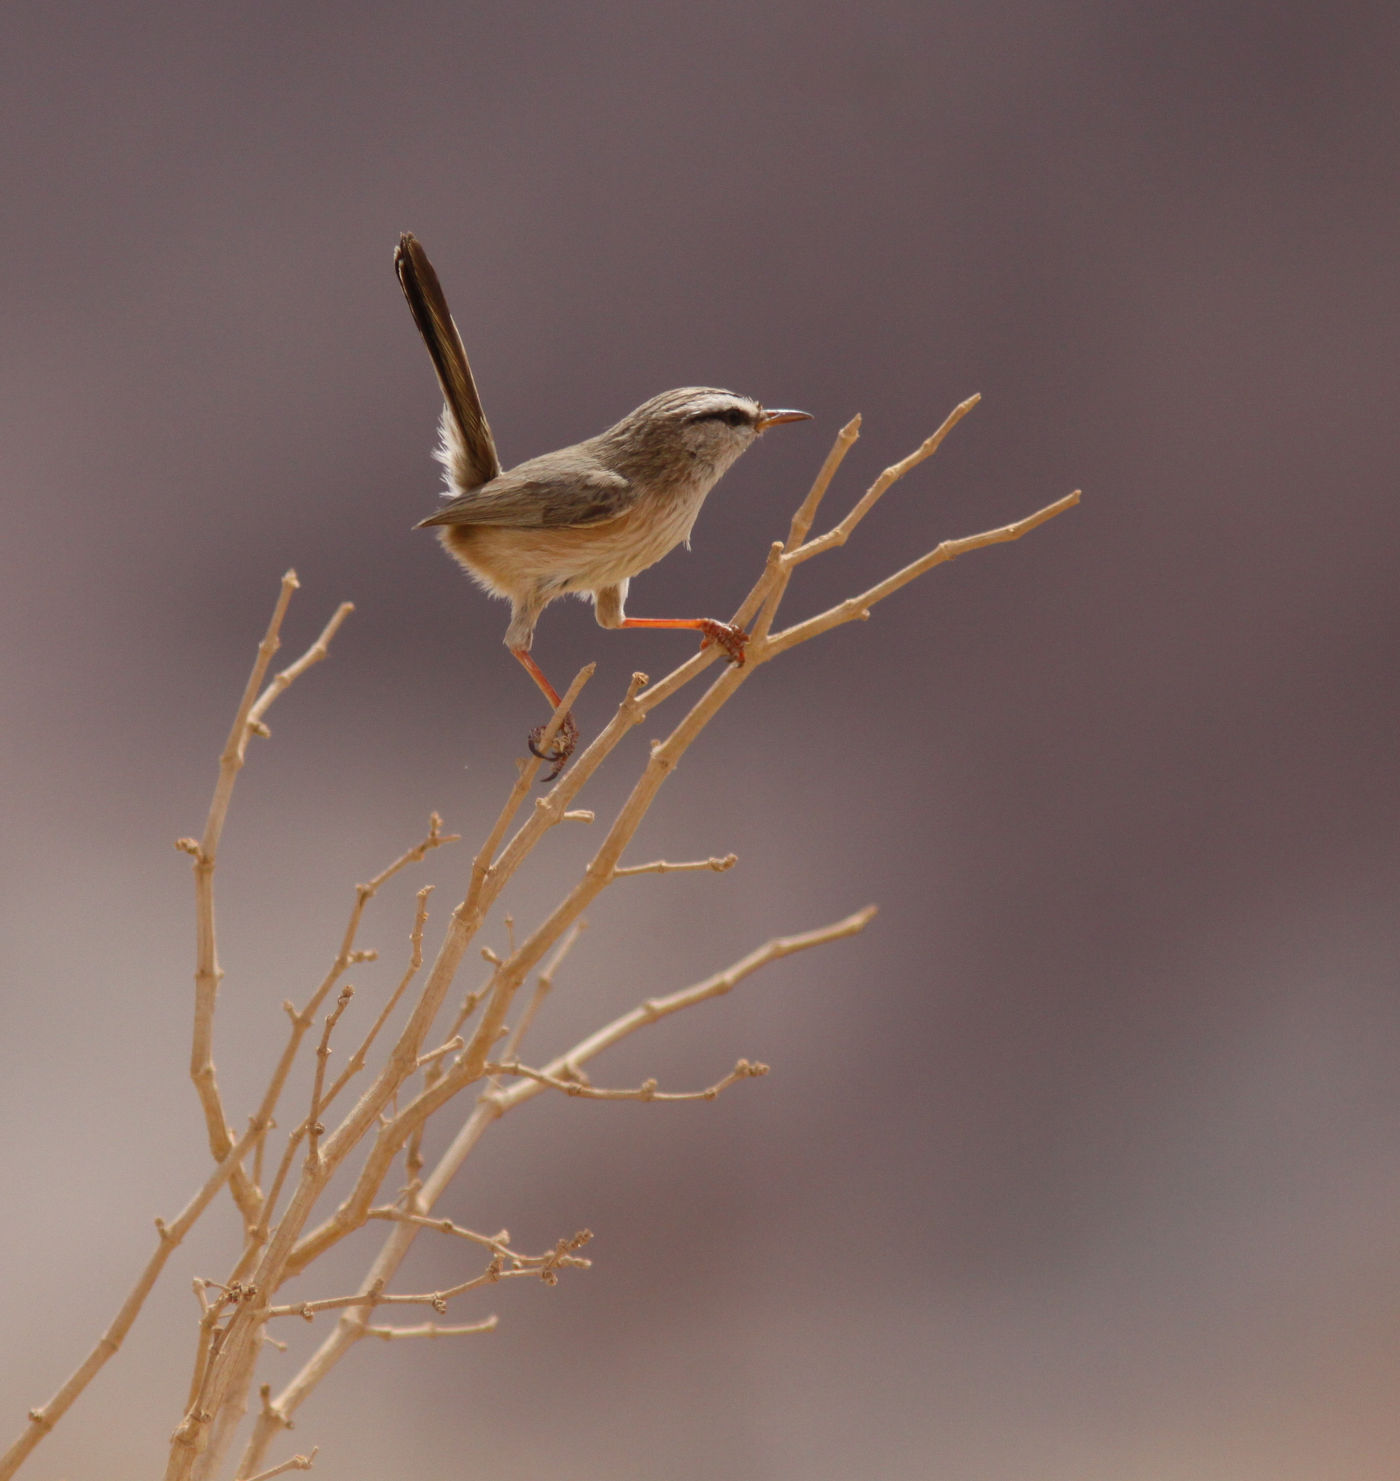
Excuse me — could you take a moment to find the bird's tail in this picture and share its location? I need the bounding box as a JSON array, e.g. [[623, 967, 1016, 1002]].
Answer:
[[394, 233, 502, 491]]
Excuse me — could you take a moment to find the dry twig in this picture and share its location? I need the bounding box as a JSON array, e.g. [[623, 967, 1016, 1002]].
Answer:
[[483, 1057, 769, 1101], [237, 1447, 318, 1481]]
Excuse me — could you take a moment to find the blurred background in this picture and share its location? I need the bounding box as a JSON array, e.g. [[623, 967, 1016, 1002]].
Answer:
[[2, 2, 1397, 1477]]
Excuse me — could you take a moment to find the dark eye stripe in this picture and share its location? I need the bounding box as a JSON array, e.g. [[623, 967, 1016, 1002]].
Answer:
[[687, 406, 752, 428]]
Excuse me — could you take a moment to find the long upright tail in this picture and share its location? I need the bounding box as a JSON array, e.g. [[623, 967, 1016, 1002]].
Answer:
[[394, 233, 502, 490]]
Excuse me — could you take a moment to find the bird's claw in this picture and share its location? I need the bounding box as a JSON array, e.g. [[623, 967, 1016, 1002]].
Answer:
[[528, 710, 580, 782], [697, 620, 749, 666]]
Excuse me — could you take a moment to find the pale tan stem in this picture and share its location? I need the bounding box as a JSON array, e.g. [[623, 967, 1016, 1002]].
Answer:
[[613, 853, 738, 878], [306, 986, 355, 1167], [494, 907, 878, 1114], [329, 663, 593, 1124], [185, 592, 356, 1230], [236, 834, 450, 1298], [241, 906, 870, 1478], [766, 490, 1082, 658], [367, 1209, 592, 1271], [193, 1330, 262, 1481], [784, 395, 981, 569], [484, 1057, 769, 1101], [182, 572, 302, 1222], [495, 917, 587, 1068], [267, 1259, 579, 1320], [415, 1036, 464, 1068], [748, 414, 865, 642], [0, 1120, 260, 1481], [323, 885, 434, 1108], [245, 597, 357, 735], [166, 1157, 342, 1481], [782, 414, 865, 553], [231, 669, 640, 1481], [368, 1209, 509, 1249], [362, 1320, 497, 1340], [236, 1447, 318, 1481], [250, 819, 454, 1223]]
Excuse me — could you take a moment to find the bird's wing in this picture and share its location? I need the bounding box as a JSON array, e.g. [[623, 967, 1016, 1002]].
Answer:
[[395, 233, 502, 489], [415, 459, 635, 530]]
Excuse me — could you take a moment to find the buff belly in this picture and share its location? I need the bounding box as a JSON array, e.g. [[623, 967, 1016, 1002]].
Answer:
[[439, 492, 705, 604]]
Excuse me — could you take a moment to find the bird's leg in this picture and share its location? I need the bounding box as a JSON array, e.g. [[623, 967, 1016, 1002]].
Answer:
[[616, 616, 750, 666], [511, 647, 579, 782]]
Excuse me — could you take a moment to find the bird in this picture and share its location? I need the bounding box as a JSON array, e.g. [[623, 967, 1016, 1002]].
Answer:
[[394, 232, 811, 778]]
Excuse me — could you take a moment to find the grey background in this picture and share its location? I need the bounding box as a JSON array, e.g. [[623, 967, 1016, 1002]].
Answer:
[[2, 2, 1397, 1477]]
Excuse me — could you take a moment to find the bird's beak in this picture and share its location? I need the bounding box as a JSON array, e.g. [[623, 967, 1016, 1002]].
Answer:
[[755, 408, 813, 432]]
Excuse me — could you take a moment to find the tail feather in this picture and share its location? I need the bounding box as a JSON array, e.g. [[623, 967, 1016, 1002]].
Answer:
[[395, 233, 502, 491]]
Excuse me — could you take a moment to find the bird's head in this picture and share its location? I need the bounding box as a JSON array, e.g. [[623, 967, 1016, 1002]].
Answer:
[[598, 387, 811, 483]]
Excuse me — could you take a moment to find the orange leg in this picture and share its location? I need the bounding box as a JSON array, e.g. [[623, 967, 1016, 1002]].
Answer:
[[617, 616, 749, 666], [511, 647, 578, 781], [513, 646, 564, 707]]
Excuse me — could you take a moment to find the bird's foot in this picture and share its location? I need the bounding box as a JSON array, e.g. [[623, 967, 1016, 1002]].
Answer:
[[697, 619, 749, 667], [528, 710, 580, 782]]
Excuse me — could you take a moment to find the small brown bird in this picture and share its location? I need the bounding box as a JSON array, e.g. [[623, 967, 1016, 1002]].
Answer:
[[395, 233, 810, 777]]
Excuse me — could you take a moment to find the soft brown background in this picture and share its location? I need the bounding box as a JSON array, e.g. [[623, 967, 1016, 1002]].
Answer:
[[3, 2, 1397, 1478]]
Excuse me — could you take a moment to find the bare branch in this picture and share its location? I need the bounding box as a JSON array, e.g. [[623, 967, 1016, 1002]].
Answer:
[[363, 1319, 498, 1340], [498, 906, 877, 1117], [246, 597, 356, 733], [0, 1119, 262, 1481], [782, 413, 865, 554], [267, 1245, 588, 1322], [613, 853, 738, 878], [485, 1058, 768, 1102], [197, 570, 302, 866], [252, 816, 455, 1178], [251, 824, 452, 1243], [766, 490, 1081, 659], [415, 1036, 463, 1068], [306, 986, 354, 1167], [367, 1210, 512, 1255], [784, 395, 981, 568], [183, 572, 306, 1223], [237, 1446, 318, 1481], [323, 884, 434, 1107], [746, 413, 864, 643], [496, 918, 588, 1068], [370, 1210, 593, 1271]]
